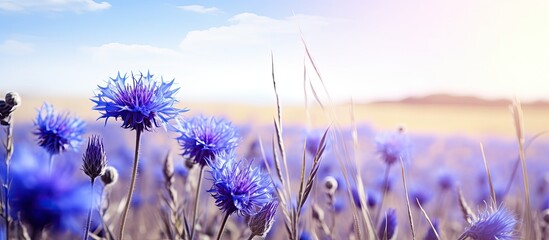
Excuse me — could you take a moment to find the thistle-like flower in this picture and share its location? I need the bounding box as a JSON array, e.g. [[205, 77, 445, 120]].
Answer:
[[208, 153, 274, 216], [248, 200, 279, 238], [175, 116, 240, 167], [82, 135, 107, 180], [461, 206, 517, 240], [375, 130, 410, 166], [92, 72, 186, 132], [33, 103, 85, 156], [378, 208, 397, 240]]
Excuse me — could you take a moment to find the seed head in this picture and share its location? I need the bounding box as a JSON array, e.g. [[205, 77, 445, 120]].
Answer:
[[323, 176, 338, 195], [248, 200, 279, 238], [101, 166, 118, 186]]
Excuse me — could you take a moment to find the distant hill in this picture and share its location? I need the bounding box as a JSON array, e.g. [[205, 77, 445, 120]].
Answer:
[[372, 94, 549, 107]]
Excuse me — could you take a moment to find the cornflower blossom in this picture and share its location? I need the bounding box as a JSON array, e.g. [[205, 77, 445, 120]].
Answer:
[[92, 71, 185, 240], [92, 72, 185, 132], [33, 103, 85, 156], [175, 116, 240, 167], [375, 131, 411, 166], [208, 153, 274, 216], [460, 206, 517, 240]]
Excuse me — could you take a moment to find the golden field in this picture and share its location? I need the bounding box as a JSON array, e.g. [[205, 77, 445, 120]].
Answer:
[[13, 95, 549, 138]]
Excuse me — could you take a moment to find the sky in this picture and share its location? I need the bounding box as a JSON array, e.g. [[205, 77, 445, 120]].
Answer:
[[0, 0, 548, 105]]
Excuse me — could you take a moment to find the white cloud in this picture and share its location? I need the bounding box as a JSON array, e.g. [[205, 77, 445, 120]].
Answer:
[[0, 40, 34, 55], [177, 5, 219, 14], [79, 13, 341, 104], [0, 0, 110, 12]]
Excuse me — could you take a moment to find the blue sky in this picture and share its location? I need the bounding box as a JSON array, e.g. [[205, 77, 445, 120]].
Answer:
[[1, 0, 549, 104]]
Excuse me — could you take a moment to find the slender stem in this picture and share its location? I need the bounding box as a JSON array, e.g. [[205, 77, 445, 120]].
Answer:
[[84, 178, 95, 240], [118, 130, 142, 240], [48, 154, 54, 175], [374, 165, 391, 225], [215, 212, 230, 240], [189, 165, 205, 240], [4, 123, 13, 240]]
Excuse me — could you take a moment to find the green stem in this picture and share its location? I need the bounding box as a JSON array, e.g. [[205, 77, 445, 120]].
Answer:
[[215, 212, 230, 240], [118, 130, 142, 240], [189, 165, 205, 240], [84, 178, 95, 240]]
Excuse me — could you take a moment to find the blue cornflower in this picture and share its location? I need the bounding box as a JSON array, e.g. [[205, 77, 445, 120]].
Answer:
[[10, 170, 90, 236], [208, 153, 274, 216], [436, 170, 457, 191], [375, 130, 410, 166], [82, 135, 107, 180], [175, 116, 240, 167], [33, 103, 85, 155], [409, 186, 432, 209], [378, 208, 398, 240], [462, 206, 517, 240], [92, 72, 186, 132]]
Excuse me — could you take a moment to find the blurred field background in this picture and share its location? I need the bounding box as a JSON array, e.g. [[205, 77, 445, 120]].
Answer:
[[16, 94, 549, 137]]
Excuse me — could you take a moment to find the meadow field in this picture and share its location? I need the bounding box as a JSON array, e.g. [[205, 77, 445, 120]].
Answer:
[[1, 91, 548, 239]]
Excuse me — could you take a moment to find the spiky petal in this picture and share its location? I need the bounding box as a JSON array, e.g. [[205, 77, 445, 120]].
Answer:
[[92, 72, 186, 132], [208, 153, 273, 216], [175, 116, 240, 167], [82, 135, 107, 180], [463, 206, 517, 240], [33, 103, 85, 155]]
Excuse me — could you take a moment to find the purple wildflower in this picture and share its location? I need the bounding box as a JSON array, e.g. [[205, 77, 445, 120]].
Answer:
[[462, 206, 517, 240], [375, 131, 410, 166], [81, 135, 107, 180], [33, 103, 85, 155], [436, 170, 456, 191], [92, 72, 185, 132], [175, 116, 240, 167], [378, 208, 397, 240], [208, 153, 273, 216]]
